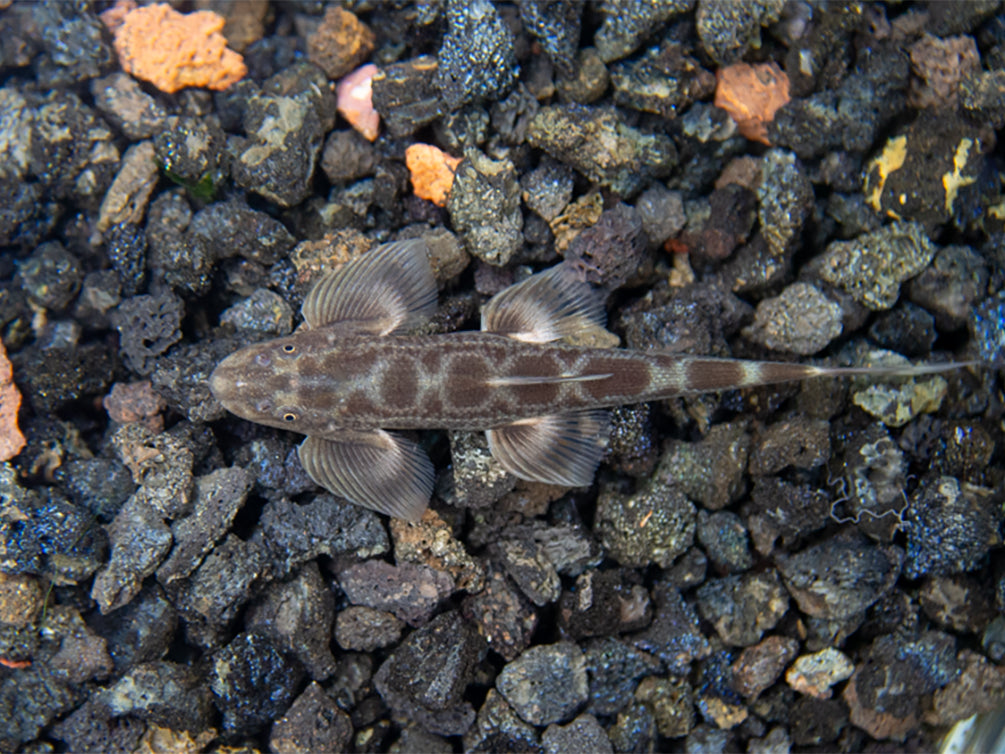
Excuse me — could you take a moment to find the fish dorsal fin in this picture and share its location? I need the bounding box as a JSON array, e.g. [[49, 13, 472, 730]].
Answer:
[[482, 263, 606, 343], [486, 410, 610, 487], [297, 430, 434, 521], [301, 238, 437, 334]]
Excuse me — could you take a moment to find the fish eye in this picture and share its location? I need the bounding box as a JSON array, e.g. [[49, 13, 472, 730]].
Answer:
[[282, 412, 297, 422], [282, 344, 296, 354]]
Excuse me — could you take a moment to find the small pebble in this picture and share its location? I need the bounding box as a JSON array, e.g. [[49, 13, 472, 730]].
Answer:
[[907, 244, 989, 331], [559, 568, 651, 639], [245, 561, 336, 681], [0, 572, 44, 627], [374, 611, 484, 736], [634, 676, 694, 738], [779, 532, 903, 620], [555, 47, 610, 104], [635, 183, 686, 249], [153, 115, 227, 199], [306, 6, 374, 80], [169, 534, 265, 637], [696, 570, 789, 647], [336, 63, 380, 141], [210, 631, 304, 735], [99, 660, 212, 731], [785, 648, 854, 699], [492, 537, 560, 606], [391, 509, 485, 592], [612, 40, 715, 120], [109, 3, 246, 94], [527, 104, 677, 197], [321, 129, 376, 184], [565, 202, 646, 290], [259, 493, 388, 576], [335, 606, 405, 652], [595, 478, 696, 569], [904, 475, 1000, 578], [19, 241, 82, 311], [0, 341, 24, 462], [337, 559, 453, 626], [434, 0, 518, 110], [447, 147, 523, 266], [696, 510, 753, 573], [595, 0, 693, 63], [97, 140, 159, 234], [849, 349, 948, 427], [111, 292, 184, 375], [405, 143, 462, 208], [818, 221, 937, 311], [607, 703, 656, 752], [231, 70, 326, 207], [497, 642, 589, 726], [657, 421, 750, 511], [270, 682, 352, 754], [714, 61, 790, 143], [748, 415, 831, 476], [543, 713, 614, 754], [221, 288, 294, 335], [518, 0, 580, 77], [743, 282, 842, 355], [370, 55, 444, 137], [730, 635, 800, 699], [463, 688, 540, 751], [631, 582, 710, 673], [103, 381, 166, 432], [584, 637, 662, 716]]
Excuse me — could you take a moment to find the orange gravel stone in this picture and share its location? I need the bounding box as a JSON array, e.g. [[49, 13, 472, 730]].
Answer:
[[109, 3, 246, 94], [0, 339, 25, 462], [714, 62, 790, 145], [405, 144, 462, 207]]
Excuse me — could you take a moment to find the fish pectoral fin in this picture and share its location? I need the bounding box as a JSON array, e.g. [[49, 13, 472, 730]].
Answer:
[[481, 263, 606, 343], [298, 430, 434, 521], [486, 410, 610, 487], [300, 238, 438, 334]]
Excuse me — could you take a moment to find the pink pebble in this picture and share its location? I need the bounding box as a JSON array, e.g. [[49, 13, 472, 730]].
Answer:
[[337, 63, 380, 141]]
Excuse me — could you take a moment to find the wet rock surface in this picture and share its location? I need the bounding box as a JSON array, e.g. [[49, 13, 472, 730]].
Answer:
[[1, 2, 1001, 752]]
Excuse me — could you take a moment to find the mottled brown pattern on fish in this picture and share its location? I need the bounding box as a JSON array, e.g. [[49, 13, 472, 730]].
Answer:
[[211, 325, 833, 437], [210, 239, 972, 522]]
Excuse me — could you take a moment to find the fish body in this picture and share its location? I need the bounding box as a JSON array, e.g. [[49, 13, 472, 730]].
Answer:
[[209, 330, 817, 433], [210, 239, 970, 520]]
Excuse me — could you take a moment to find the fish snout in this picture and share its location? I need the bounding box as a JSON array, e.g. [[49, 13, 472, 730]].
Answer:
[[209, 354, 248, 409]]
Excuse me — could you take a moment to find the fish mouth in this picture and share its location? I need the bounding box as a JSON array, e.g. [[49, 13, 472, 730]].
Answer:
[[209, 353, 249, 413]]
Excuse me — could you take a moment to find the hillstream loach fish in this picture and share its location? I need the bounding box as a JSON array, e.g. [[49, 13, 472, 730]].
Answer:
[[210, 238, 976, 520]]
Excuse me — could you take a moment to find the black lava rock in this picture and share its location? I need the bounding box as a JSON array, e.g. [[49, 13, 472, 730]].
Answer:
[[210, 632, 305, 736], [54, 457, 135, 521], [19, 241, 81, 311], [904, 476, 1001, 578], [374, 611, 486, 736], [435, 0, 518, 110], [111, 292, 183, 375], [105, 222, 147, 297]]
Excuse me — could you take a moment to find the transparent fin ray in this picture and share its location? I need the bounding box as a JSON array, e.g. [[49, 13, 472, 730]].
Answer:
[[481, 263, 606, 343], [301, 239, 437, 334], [298, 431, 434, 521], [486, 410, 610, 487]]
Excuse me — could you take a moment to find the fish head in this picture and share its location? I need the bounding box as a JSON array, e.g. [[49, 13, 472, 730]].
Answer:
[[210, 335, 318, 434]]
